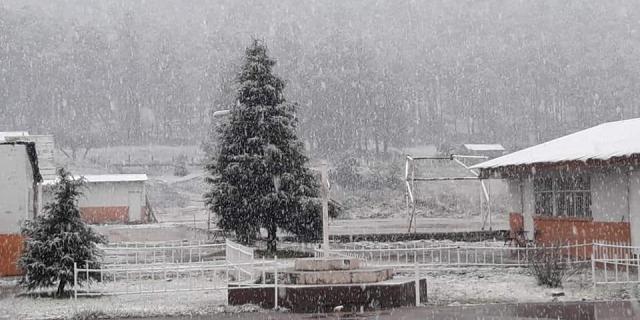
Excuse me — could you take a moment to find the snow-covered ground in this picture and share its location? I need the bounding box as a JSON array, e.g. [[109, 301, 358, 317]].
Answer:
[[3, 265, 639, 319], [426, 267, 639, 306], [1, 277, 231, 320]]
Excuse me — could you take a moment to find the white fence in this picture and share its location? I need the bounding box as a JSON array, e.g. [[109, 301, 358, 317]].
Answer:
[[72, 259, 279, 298], [318, 240, 592, 268], [592, 241, 640, 286], [225, 239, 255, 281], [101, 240, 225, 265]]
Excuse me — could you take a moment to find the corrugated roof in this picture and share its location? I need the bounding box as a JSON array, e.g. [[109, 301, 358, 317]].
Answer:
[[471, 118, 640, 169], [463, 144, 505, 151]]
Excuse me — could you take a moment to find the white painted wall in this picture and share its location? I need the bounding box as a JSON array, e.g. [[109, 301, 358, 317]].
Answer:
[[628, 170, 640, 247], [591, 170, 629, 223], [41, 180, 146, 222], [504, 167, 638, 242], [78, 181, 144, 208], [0, 144, 34, 234]]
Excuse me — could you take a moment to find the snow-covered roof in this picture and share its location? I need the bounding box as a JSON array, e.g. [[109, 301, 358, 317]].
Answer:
[[82, 174, 148, 183], [463, 144, 505, 151], [42, 174, 148, 185], [0, 131, 29, 142], [471, 118, 640, 169]]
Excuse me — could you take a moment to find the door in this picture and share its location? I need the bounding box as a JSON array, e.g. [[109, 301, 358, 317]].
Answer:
[[128, 191, 142, 222], [629, 171, 640, 247]]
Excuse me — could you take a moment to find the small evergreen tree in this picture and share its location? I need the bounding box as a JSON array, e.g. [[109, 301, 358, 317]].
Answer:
[[19, 168, 105, 296], [205, 40, 325, 252]]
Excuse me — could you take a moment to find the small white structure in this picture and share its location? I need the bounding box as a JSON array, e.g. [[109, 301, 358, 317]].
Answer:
[[472, 118, 640, 252], [0, 142, 41, 276], [43, 174, 150, 224], [1, 132, 56, 180]]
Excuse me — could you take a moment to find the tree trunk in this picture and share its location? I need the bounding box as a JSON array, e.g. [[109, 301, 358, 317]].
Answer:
[[56, 279, 66, 297], [266, 223, 277, 254]]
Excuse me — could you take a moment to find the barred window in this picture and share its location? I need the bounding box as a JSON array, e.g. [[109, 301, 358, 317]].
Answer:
[[534, 175, 591, 218]]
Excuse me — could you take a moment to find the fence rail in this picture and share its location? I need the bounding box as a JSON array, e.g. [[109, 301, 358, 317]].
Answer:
[[225, 239, 255, 281], [100, 241, 225, 265], [592, 241, 639, 286], [317, 240, 592, 268], [73, 239, 640, 305]]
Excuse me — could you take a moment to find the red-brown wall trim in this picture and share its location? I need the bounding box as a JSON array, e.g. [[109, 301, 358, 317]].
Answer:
[[80, 206, 129, 224], [0, 234, 24, 276], [533, 215, 630, 259], [79, 206, 148, 224]]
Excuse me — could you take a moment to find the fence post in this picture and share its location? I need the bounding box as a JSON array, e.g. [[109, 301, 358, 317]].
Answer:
[[414, 252, 420, 306], [73, 262, 78, 300], [262, 257, 266, 285], [637, 254, 640, 282], [274, 256, 279, 310], [626, 253, 630, 281], [604, 253, 608, 282], [591, 253, 596, 289]]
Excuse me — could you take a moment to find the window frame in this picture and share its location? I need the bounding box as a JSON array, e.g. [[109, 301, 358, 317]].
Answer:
[[533, 173, 591, 218]]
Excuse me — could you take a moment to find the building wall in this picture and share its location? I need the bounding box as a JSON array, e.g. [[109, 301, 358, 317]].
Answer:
[[0, 144, 33, 234], [43, 180, 147, 224], [0, 144, 35, 276], [505, 167, 637, 245], [629, 170, 640, 247], [591, 170, 629, 223], [522, 177, 536, 240], [0, 234, 24, 276]]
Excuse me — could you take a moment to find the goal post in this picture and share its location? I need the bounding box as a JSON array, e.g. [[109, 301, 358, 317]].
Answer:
[[404, 154, 492, 233]]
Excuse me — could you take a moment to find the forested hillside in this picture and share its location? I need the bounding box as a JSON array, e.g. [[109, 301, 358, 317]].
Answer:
[[2, 0, 639, 157]]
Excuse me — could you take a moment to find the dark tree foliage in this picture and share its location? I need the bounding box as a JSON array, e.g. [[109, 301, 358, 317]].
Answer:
[[19, 168, 106, 296], [205, 40, 328, 252]]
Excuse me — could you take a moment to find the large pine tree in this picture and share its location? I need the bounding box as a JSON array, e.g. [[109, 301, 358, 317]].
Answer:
[[19, 168, 105, 296], [205, 40, 325, 252]]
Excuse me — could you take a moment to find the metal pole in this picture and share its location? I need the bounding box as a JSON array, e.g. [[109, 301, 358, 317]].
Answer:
[[414, 252, 420, 306], [321, 162, 330, 258], [274, 256, 279, 310], [74, 262, 78, 300]]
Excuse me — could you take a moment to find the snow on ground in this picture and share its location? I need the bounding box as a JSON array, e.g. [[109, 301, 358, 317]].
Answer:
[[1, 278, 230, 320], [426, 267, 639, 306], [3, 265, 640, 319]]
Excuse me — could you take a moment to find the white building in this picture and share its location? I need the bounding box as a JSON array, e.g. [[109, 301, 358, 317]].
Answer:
[[472, 118, 640, 256], [43, 174, 150, 224], [0, 142, 41, 276]]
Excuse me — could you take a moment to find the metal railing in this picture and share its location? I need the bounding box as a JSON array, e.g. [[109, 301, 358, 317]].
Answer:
[[591, 241, 640, 286], [225, 239, 255, 281], [317, 240, 592, 269], [100, 240, 225, 265], [73, 260, 276, 298]]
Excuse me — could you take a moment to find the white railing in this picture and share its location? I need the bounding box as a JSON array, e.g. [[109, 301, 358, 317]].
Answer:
[[317, 240, 592, 268], [225, 239, 255, 281], [100, 240, 225, 265], [592, 241, 640, 286], [72, 260, 276, 298]]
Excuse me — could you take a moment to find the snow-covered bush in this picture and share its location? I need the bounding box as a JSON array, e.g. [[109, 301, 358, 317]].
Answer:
[[528, 243, 571, 288]]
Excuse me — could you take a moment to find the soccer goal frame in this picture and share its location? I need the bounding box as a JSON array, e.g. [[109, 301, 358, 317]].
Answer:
[[404, 154, 492, 233]]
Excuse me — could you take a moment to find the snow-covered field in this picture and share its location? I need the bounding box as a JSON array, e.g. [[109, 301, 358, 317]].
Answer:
[[1, 277, 232, 320]]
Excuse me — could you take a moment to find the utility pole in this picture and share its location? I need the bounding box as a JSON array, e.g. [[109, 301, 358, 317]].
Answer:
[[320, 161, 330, 257]]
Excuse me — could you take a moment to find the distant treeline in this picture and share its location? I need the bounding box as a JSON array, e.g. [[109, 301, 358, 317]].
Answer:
[[1, 0, 639, 158]]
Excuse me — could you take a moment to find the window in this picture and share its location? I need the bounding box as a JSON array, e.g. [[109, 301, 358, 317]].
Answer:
[[534, 174, 591, 218]]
